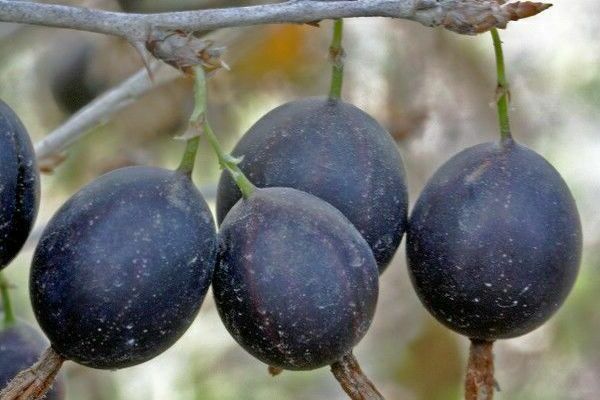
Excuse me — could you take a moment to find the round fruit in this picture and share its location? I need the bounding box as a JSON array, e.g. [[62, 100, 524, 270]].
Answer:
[[30, 166, 217, 369], [0, 319, 65, 399], [213, 187, 379, 370], [0, 100, 40, 269], [407, 139, 582, 340], [216, 97, 408, 272]]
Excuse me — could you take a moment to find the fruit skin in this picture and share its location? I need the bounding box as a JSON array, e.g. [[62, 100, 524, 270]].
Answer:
[[0, 320, 65, 399], [213, 187, 379, 370], [216, 97, 408, 272], [0, 100, 40, 269], [407, 139, 582, 340], [30, 166, 217, 369]]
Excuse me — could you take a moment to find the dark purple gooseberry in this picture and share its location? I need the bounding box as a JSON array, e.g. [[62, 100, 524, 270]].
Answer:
[[216, 97, 408, 272], [0, 319, 65, 399], [30, 166, 217, 369], [0, 100, 40, 269], [213, 187, 379, 370], [407, 139, 582, 340]]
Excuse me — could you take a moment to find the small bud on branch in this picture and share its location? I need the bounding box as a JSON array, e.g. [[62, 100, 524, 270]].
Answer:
[[438, 0, 552, 34]]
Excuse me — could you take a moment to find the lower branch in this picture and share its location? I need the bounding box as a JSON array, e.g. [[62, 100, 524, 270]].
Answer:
[[0, 347, 65, 400], [34, 28, 247, 169], [330, 352, 385, 400], [465, 339, 495, 400], [35, 61, 174, 166]]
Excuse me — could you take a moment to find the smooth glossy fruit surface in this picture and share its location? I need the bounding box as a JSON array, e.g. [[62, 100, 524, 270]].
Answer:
[[213, 187, 379, 370], [31, 166, 217, 369], [0, 100, 40, 269], [0, 320, 65, 399], [216, 97, 408, 272], [407, 140, 582, 340]]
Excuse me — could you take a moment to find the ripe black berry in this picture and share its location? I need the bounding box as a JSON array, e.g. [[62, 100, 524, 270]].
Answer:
[[0, 100, 40, 269], [0, 320, 65, 399], [30, 166, 217, 369], [213, 187, 379, 370], [407, 139, 582, 340], [216, 97, 408, 272]]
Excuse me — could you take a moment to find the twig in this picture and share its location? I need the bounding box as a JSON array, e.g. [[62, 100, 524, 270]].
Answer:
[[0, 347, 65, 400], [34, 61, 177, 163], [0, 0, 553, 43], [465, 339, 495, 400], [330, 352, 385, 400], [34, 29, 245, 166]]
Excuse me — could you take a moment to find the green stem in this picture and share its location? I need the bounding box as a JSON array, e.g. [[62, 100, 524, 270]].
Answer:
[[191, 66, 255, 198], [202, 119, 255, 198], [329, 19, 344, 100], [0, 272, 15, 327], [177, 70, 207, 175], [177, 136, 200, 175], [490, 28, 512, 141]]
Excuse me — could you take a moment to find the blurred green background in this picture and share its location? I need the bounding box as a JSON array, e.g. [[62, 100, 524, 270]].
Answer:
[[1, 0, 598, 399]]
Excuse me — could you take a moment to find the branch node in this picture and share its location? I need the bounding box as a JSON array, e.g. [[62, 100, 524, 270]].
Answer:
[[145, 30, 227, 72]]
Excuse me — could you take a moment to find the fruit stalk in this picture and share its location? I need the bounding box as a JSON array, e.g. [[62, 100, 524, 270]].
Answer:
[[177, 136, 201, 176], [329, 19, 345, 100], [490, 28, 512, 141], [0, 347, 65, 400], [464, 339, 495, 400], [330, 352, 385, 400], [177, 67, 208, 176], [0, 272, 15, 327], [191, 66, 255, 198]]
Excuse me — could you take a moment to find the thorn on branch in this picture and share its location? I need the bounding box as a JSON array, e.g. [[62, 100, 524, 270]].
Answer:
[[438, 1, 552, 35], [130, 40, 155, 80]]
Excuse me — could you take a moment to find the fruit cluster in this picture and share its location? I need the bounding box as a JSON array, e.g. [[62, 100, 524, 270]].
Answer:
[[0, 23, 582, 400]]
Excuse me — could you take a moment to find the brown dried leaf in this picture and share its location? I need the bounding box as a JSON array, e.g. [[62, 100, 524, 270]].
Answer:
[[145, 30, 227, 72], [441, 1, 552, 35], [504, 1, 553, 21]]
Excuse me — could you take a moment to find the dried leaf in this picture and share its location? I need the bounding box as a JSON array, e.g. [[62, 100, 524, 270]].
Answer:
[[145, 30, 227, 71], [440, 1, 552, 35], [504, 1, 552, 21]]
